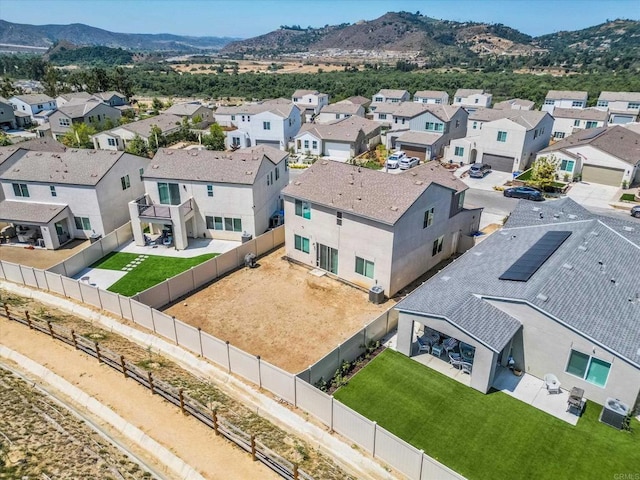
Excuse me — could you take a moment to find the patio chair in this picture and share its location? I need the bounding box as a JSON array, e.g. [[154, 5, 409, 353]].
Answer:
[[443, 337, 458, 354], [449, 353, 464, 369], [416, 336, 430, 354], [461, 362, 473, 375], [543, 373, 562, 394], [163, 235, 173, 247]]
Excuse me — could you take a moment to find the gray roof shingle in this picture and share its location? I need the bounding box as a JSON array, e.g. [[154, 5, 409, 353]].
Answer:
[[0, 200, 68, 224], [551, 107, 608, 121], [545, 90, 588, 100]]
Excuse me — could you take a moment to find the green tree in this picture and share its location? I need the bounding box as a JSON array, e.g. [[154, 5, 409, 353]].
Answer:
[[125, 134, 149, 157], [0, 77, 22, 98], [147, 124, 166, 152], [0, 132, 12, 146], [191, 114, 202, 125], [151, 97, 164, 113], [527, 156, 559, 190], [41, 65, 61, 97], [202, 123, 226, 150], [60, 122, 97, 149]]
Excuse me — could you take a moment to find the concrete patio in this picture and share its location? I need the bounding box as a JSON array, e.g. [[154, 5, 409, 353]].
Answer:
[[118, 237, 240, 258]]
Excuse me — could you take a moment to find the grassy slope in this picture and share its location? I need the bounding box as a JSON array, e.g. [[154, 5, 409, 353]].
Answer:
[[334, 349, 638, 480], [91, 252, 217, 296]]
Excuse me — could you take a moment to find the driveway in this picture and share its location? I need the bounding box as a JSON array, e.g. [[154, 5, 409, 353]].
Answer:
[[458, 168, 513, 192], [566, 182, 620, 209]]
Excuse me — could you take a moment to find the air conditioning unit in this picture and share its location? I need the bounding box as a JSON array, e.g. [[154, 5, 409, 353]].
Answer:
[[599, 397, 629, 430]]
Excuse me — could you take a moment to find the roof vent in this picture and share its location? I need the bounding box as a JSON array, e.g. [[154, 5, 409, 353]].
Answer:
[[590, 231, 599, 236], [532, 207, 541, 212], [191, 151, 198, 156], [562, 263, 573, 270], [472, 251, 483, 256], [90, 173, 98, 177], [246, 171, 253, 175], [536, 293, 548, 302], [166, 151, 173, 155], [35, 152, 42, 156], [568, 214, 577, 219], [623, 226, 635, 232], [152, 164, 159, 169], [441, 276, 451, 282], [411, 172, 418, 176], [390, 206, 399, 211], [578, 245, 588, 251], [321, 161, 328, 165], [415, 180, 423, 185], [110, 151, 117, 155]]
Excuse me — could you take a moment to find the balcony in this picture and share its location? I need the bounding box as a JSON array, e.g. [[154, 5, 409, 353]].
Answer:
[[133, 194, 192, 220]]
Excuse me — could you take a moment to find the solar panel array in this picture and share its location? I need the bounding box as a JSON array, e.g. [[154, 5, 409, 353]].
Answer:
[[499, 231, 572, 282]]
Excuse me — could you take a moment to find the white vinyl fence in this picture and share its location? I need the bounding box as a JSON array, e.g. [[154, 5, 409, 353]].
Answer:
[[0, 257, 463, 480]]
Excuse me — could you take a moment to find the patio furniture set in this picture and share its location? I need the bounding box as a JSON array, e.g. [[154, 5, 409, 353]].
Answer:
[[544, 373, 585, 416], [416, 329, 474, 374]]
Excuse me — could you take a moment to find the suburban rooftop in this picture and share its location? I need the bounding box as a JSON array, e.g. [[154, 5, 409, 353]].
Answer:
[[545, 90, 588, 100]]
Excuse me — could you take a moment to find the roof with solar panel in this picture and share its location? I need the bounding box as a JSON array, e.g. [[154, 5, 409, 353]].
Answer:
[[396, 197, 640, 366]]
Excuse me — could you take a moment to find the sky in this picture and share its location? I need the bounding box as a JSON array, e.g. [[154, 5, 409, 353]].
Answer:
[[1, 0, 638, 38]]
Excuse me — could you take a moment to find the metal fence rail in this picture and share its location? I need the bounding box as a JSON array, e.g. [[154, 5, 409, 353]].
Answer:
[[0, 304, 313, 480]]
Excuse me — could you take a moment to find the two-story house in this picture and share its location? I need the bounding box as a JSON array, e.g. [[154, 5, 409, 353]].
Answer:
[[447, 110, 553, 172], [91, 114, 182, 151], [596, 91, 640, 124], [541, 90, 588, 113], [9, 94, 57, 125], [315, 101, 365, 124], [395, 198, 640, 409], [291, 89, 329, 122], [452, 89, 492, 111], [282, 160, 481, 297], [370, 89, 411, 113], [165, 102, 213, 125], [551, 108, 608, 140], [128, 146, 288, 250], [493, 98, 535, 111], [0, 148, 148, 249], [92, 91, 128, 107], [49, 100, 122, 141], [536, 125, 640, 186], [55, 92, 94, 107], [0, 96, 17, 130], [413, 90, 449, 105]]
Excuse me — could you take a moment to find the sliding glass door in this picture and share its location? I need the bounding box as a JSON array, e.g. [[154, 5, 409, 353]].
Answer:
[[317, 243, 338, 274], [158, 182, 181, 205]]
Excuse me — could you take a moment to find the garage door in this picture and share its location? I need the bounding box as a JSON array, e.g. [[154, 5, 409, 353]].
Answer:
[[482, 153, 515, 172], [397, 144, 427, 162], [581, 165, 624, 186], [325, 141, 351, 161], [255, 140, 281, 149]]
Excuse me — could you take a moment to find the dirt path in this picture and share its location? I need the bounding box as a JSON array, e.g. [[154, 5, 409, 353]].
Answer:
[[0, 316, 279, 480]]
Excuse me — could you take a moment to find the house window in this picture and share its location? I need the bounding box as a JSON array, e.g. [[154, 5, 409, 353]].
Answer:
[[544, 99, 555, 105], [474, 98, 479, 104], [295, 199, 311, 219], [108, 138, 117, 147], [566, 350, 611, 387], [74, 216, 91, 231], [596, 100, 608, 108], [223, 217, 242, 232], [12, 183, 29, 197], [285, 159, 289, 171], [355, 256, 375, 279], [472, 122, 477, 130], [553, 132, 565, 139], [37, 104, 43, 109], [59, 118, 70, 126], [571, 101, 583, 107], [560, 159, 575, 172], [158, 182, 180, 205], [139, 168, 144, 180], [379, 114, 387, 120], [533, 129, 539, 139], [294, 234, 310, 253], [457, 191, 465, 209], [435, 99, 442, 104], [206, 216, 215, 229], [312, 140, 317, 150], [423, 207, 435, 228], [263, 121, 271, 130], [275, 167, 280, 181], [50, 185, 57, 197], [304, 140, 309, 149], [391, 98, 400, 103], [585, 121, 598, 129], [629, 102, 640, 110], [205, 216, 223, 230], [232, 137, 241, 147], [497, 131, 507, 142], [455, 97, 461, 103], [454, 146, 464, 157], [432, 235, 444, 256], [573, 120, 581, 127], [231, 115, 236, 121], [336, 211, 342, 226], [121, 175, 130, 190], [375, 97, 383, 102], [336, 114, 340, 119], [455, 119, 460, 128], [207, 185, 214, 197]]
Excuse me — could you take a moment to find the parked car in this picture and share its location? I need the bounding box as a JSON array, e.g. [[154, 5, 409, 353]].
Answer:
[[469, 163, 492, 178], [386, 151, 406, 169], [631, 205, 640, 218], [503, 186, 544, 201], [399, 156, 420, 170]]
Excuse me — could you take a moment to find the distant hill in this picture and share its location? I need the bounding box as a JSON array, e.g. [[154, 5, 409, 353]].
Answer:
[[0, 20, 237, 52]]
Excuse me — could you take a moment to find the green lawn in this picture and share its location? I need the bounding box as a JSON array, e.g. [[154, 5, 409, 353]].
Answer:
[[91, 252, 217, 296], [620, 193, 636, 202], [334, 349, 639, 480]]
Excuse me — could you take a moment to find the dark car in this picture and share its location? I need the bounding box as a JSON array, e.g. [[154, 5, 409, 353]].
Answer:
[[468, 163, 492, 178], [503, 186, 544, 201], [632, 205, 640, 218]]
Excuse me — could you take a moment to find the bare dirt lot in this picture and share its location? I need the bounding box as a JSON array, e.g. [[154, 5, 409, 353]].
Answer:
[[171, 59, 350, 75], [165, 247, 392, 373], [0, 239, 88, 270]]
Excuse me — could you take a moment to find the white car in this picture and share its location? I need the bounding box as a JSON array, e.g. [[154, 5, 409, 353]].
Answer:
[[386, 151, 406, 169], [399, 156, 420, 170]]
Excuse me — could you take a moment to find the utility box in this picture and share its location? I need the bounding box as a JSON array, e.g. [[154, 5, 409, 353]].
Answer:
[[369, 285, 385, 304], [241, 232, 253, 244]]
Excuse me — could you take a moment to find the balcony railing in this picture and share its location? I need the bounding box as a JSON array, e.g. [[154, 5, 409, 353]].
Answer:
[[134, 194, 193, 220]]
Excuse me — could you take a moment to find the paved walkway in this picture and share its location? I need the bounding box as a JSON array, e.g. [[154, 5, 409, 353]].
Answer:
[[566, 182, 620, 209], [119, 237, 240, 258]]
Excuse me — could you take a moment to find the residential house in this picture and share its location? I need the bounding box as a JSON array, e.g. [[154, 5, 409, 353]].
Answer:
[[129, 146, 288, 249], [452, 89, 492, 111], [91, 114, 182, 151], [281, 160, 481, 297], [446, 110, 553, 172], [413, 90, 449, 105], [541, 90, 588, 113], [294, 116, 381, 161], [536, 125, 640, 186], [49, 100, 122, 141], [493, 98, 535, 111], [372, 89, 411, 105], [165, 102, 213, 125], [551, 108, 608, 140], [342, 96, 371, 111], [0, 96, 17, 130], [92, 91, 128, 107], [315, 101, 365, 124], [395, 197, 640, 409], [0, 149, 148, 249], [218, 99, 302, 150], [596, 91, 640, 124], [8, 94, 57, 124], [291, 89, 329, 122], [55, 92, 94, 107]]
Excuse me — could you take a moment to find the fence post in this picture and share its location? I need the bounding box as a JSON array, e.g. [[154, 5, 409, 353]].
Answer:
[[3, 303, 9, 318], [257, 355, 262, 389], [418, 449, 424, 479], [212, 409, 219, 435], [172, 316, 178, 345], [47, 321, 54, 339], [226, 341, 231, 373], [250, 436, 256, 461], [119, 355, 127, 378], [293, 464, 299, 480], [25, 310, 32, 329], [198, 327, 203, 356], [372, 421, 377, 457], [95, 342, 102, 363], [71, 330, 77, 349], [59, 274, 67, 297], [330, 397, 334, 432], [179, 389, 185, 414], [147, 371, 154, 394]]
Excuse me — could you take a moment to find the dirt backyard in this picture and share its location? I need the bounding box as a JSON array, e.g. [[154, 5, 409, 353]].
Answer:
[[165, 247, 392, 373], [0, 239, 88, 270]]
